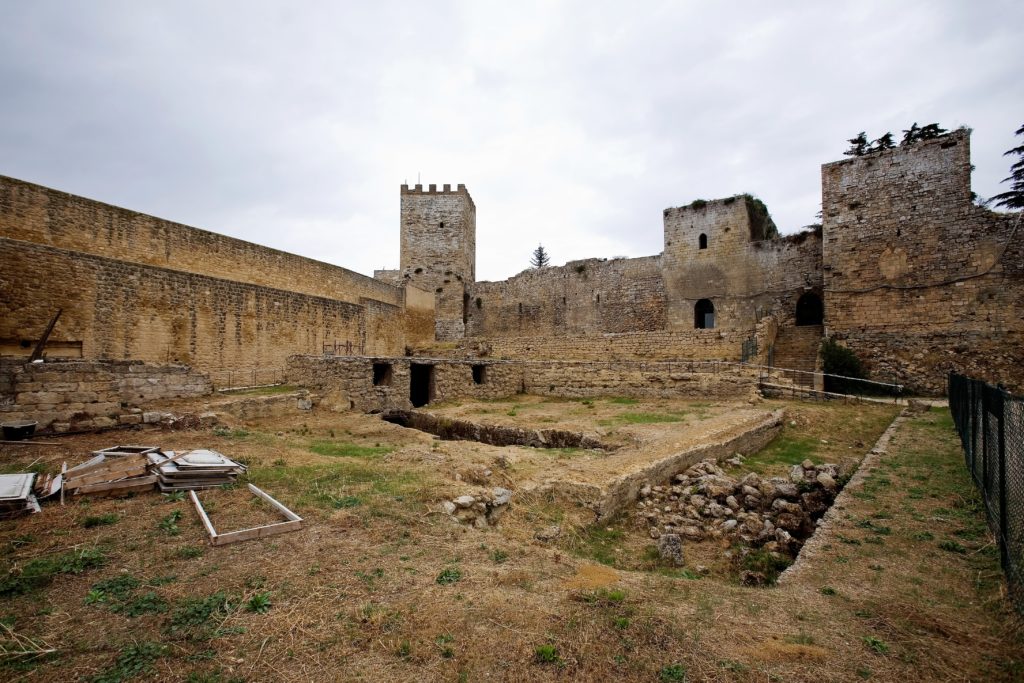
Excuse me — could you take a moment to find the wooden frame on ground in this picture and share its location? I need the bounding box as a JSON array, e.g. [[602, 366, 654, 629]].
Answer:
[[189, 483, 303, 546]]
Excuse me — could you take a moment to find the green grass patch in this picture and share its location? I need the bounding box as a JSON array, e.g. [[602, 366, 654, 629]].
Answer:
[[82, 513, 119, 528], [92, 641, 166, 683], [166, 592, 234, 640], [0, 548, 107, 597], [572, 526, 625, 567], [606, 397, 639, 405], [308, 441, 394, 459], [743, 433, 818, 472], [738, 548, 792, 585]]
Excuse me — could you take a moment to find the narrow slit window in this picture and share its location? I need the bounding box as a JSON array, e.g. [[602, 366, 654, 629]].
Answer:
[[699, 233, 708, 249]]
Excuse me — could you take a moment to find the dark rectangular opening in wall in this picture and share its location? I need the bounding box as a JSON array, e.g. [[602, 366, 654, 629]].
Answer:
[[472, 364, 486, 385], [410, 363, 434, 407], [372, 362, 393, 386]]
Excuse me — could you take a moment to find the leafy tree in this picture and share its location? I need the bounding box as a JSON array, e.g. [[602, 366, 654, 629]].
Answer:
[[530, 244, 550, 268], [871, 132, 895, 152], [991, 123, 1024, 210], [844, 132, 869, 156]]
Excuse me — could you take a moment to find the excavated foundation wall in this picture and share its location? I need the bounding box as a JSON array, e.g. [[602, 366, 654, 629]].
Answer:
[[0, 359, 211, 432], [286, 355, 760, 412]]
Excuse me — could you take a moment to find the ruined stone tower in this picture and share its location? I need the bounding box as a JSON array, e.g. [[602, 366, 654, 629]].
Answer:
[[399, 183, 476, 340]]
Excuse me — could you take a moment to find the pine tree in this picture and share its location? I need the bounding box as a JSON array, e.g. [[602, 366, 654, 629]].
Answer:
[[871, 132, 895, 152], [844, 132, 869, 156], [901, 122, 921, 145], [991, 123, 1024, 210], [917, 123, 948, 140], [530, 244, 550, 268]]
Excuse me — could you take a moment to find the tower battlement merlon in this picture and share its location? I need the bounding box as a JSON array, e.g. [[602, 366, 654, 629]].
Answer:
[[400, 183, 476, 210]]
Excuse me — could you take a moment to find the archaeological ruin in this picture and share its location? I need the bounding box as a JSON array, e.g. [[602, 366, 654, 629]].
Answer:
[[1, 127, 1022, 431]]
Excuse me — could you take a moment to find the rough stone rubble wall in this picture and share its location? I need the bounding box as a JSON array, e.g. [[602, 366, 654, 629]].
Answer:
[[0, 359, 211, 432], [821, 130, 1024, 393], [0, 238, 408, 372], [286, 355, 759, 412], [467, 256, 667, 337]]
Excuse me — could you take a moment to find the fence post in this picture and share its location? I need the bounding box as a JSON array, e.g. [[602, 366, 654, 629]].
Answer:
[[997, 389, 1008, 573]]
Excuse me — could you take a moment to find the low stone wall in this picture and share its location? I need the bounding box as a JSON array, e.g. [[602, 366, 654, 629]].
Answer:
[[286, 355, 760, 412], [428, 329, 752, 362], [0, 359, 211, 432]]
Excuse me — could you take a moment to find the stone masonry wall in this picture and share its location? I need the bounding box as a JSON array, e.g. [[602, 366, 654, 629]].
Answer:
[[467, 256, 666, 337], [397, 184, 476, 340], [434, 329, 752, 362], [822, 129, 1024, 393], [662, 197, 822, 333], [286, 355, 759, 412], [0, 238, 407, 373], [0, 175, 404, 308], [0, 359, 211, 432]]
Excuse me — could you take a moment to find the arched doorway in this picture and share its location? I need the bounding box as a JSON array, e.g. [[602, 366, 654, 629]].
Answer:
[[694, 299, 715, 329], [795, 292, 823, 326]]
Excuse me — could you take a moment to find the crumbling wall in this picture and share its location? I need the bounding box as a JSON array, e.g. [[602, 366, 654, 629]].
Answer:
[[822, 129, 1024, 393], [467, 256, 666, 337], [0, 175, 404, 308], [0, 238, 407, 372], [661, 197, 822, 332], [0, 359, 211, 432]]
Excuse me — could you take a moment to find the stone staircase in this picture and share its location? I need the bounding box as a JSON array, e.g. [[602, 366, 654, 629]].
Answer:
[[770, 325, 823, 387]]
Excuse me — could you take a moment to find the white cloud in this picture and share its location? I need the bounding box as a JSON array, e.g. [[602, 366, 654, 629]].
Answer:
[[0, 0, 1021, 281]]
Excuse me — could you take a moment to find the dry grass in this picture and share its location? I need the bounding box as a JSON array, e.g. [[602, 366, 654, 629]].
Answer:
[[0, 400, 1020, 682]]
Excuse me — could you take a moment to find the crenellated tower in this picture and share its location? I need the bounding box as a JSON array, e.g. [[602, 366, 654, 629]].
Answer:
[[399, 183, 477, 340]]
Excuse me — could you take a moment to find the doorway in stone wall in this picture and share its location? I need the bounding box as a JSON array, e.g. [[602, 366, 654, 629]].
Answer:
[[410, 363, 435, 408], [795, 292, 824, 326]]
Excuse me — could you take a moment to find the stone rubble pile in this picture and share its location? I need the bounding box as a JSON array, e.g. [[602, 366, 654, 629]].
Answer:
[[441, 487, 513, 528], [634, 457, 844, 556]]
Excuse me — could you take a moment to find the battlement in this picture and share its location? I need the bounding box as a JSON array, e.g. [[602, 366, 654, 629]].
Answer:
[[401, 183, 476, 209]]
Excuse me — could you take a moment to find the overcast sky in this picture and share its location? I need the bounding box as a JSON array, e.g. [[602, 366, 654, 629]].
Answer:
[[1, 1, 1021, 282]]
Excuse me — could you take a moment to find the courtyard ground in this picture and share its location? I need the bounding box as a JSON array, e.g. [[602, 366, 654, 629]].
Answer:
[[0, 394, 1020, 682]]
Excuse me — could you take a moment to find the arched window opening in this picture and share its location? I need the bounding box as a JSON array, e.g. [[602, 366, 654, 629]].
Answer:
[[699, 233, 708, 250], [795, 292, 824, 326], [694, 299, 715, 329]]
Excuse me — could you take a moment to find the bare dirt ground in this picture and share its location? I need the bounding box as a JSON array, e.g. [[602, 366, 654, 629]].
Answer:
[[1, 394, 1020, 682]]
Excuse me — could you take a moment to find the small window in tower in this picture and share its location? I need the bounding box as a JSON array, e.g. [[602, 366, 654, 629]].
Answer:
[[699, 233, 708, 249], [414, 267, 423, 274], [439, 221, 444, 229], [436, 287, 443, 293], [472, 364, 486, 385], [372, 362, 393, 386], [518, 303, 523, 314]]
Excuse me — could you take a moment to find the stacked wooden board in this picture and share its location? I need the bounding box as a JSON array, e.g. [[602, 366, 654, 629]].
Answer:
[[64, 446, 159, 496], [148, 449, 247, 491], [0, 473, 40, 518]]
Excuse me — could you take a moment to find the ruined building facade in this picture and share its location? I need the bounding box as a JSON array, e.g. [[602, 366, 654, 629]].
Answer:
[[2, 128, 1021, 397]]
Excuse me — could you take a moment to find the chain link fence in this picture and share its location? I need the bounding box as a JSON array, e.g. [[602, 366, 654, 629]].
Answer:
[[948, 373, 1024, 614]]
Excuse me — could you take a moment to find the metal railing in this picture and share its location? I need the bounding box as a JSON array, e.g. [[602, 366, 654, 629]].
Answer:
[[949, 373, 1023, 614], [209, 367, 285, 391]]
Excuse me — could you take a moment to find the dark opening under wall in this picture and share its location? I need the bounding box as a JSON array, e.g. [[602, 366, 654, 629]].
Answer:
[[382, 410, 610, 450], [409, 363, 434, 407]]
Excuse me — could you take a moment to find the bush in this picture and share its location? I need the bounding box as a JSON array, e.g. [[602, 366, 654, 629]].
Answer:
[[820, 338, 868, 394]]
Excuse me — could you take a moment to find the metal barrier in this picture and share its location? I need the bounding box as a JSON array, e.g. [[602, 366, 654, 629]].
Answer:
[[949, 373, 1023, 614], [209, 367, 285, 391]]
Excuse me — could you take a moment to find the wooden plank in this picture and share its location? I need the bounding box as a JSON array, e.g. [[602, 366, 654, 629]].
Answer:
[[72, 475, 157, 494], [189, 490, 219, 543], [211, 520, 303, 546], [66, 466, 149, 488], [247, 484, 303, 522]]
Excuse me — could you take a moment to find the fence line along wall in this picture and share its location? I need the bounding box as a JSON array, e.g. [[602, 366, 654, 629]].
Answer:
[[948, 372, 1024, 615], [0, 359, 212, 432]]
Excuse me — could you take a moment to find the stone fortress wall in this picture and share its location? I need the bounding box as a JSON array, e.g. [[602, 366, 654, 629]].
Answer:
[[0, 175, 435, 376], [1, 127, 1021, 403], [820, 131, 1023, 394]]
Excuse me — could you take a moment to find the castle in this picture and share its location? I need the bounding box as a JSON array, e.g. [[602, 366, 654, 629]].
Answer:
[[1, 128, 1021, 416]]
